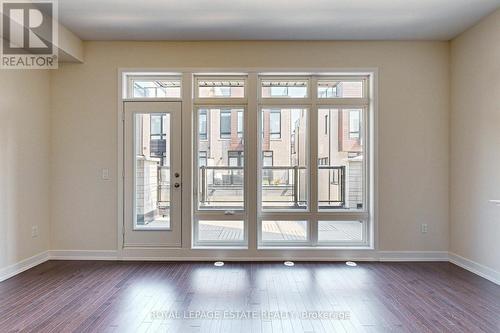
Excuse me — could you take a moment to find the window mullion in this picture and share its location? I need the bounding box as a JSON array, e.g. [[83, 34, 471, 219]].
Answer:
[[310, 76, 319, 245], [246, 73, 258, 250]]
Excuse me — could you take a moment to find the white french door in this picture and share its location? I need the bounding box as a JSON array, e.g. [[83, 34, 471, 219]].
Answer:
[[123, 101, 182, 247]]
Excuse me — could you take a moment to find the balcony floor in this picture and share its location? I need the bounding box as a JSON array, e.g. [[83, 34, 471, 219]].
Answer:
[[199, 220, 363, 243]]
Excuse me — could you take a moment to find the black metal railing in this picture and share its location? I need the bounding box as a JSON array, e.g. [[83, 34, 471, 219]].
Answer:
[[155, 165, 346, 209], [197, 165, 346, 208], [318, 165, 345, 208], [157, 166, 170, 211]]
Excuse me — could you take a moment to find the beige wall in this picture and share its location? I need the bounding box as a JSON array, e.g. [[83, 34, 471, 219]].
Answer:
[[450, 9, 500, 272], [50, 41, 450, 252], [0, 70, 51, 270]]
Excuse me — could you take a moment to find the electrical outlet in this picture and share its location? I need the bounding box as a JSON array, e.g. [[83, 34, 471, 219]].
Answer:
[[31, 225, 38, 238], [421, 224, 428, 234]]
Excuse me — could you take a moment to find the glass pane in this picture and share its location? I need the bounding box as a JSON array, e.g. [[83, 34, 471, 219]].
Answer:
[[261, 80, 308, 98], [269, 111, 281, 139], [135, 113, 171, 229], [198, 220, 244, 242], [199, 110, 207, 140], [198, 79, 245, 98], [260, 108, 308, 210], [132, 79, 181, 98], [199, 151, 207, 167], [318, 221, 363, 242], [317, 80, 364, 98], [318, 108, 364, 210], [220, 111, 231, 138], [261, 221, 308, 242], [150, 115, 162, 135], [197, 108, 244, 210], [237, 111, 243, 138]]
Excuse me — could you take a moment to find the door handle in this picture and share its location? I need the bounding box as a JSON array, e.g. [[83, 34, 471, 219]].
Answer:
[[174, 183, 181, 188]]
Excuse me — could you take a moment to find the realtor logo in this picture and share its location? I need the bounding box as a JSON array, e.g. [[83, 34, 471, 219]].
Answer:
[[1, 0, 58, 68]]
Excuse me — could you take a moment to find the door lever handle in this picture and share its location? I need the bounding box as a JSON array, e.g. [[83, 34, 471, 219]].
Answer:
[[174, 183, 181, 188]]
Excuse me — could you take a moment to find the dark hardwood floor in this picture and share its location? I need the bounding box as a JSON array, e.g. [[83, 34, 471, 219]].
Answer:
[[0, 261, 499, 333]]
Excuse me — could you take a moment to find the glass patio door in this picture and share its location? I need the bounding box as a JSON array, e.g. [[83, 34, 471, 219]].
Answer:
[[123, 101, 182, 247]]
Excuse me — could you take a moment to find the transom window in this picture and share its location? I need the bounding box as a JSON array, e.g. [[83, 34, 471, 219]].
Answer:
[[128, 76, 181, 98], [261, 79, 309, 98], [317, 79, 365, 98], [197, 78, 245, 99]]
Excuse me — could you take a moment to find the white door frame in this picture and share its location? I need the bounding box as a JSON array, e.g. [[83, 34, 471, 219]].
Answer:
[[123, 101, 183, 247]]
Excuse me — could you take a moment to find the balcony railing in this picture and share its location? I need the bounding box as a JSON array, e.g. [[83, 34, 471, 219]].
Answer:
[[318, 165, 346, 209], [196, 165, 346, 209], [157, 166, 171, 213]]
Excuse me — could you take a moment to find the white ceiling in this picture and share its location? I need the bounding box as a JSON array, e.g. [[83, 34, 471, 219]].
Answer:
[[59, 0, 500, 41]]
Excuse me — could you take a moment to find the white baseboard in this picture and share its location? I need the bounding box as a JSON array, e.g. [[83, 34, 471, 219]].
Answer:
[[47, 249, 449, 262], [1, 250, 498, 286], [0, 251, 50, 282], [449, 252, 500, 285], [49, 250, 118, 260], [378, 251, 449, 262]]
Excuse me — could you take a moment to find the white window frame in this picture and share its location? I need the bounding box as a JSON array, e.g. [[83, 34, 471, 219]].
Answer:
[[192, 75, 249, 247], [259, 76, 311, 102], [257, 74, 371, 248], [194, 76, 248, 104], [316, 76, 369, 101], [118, 69, 377, 257], [127, 75, 183, 99], [260, 220, 311, 246], [257, 105, 311, 214]]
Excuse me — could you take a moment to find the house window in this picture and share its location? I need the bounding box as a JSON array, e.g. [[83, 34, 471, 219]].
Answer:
[[196, 107, 245, 216], [260, 108, 308, 211], [150, 114, 167, 158], [349, 110, 360, 139], [199, 151, 207, 167], [318, 221, 364, 243], [262, 151, 274, 186], [187, 73, 373, 249], [269, 110, 281, 139], [130, 77, 181, 98], [197, 79, 245, 98], [262, 151, 273, 166], [261, 79, 308, 98], [317, 80, 364, 99], [318, 108, 364, 211], [199, 110, 207, 140], [220, 110, 231, 138], [228, 151, 244, 167]]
